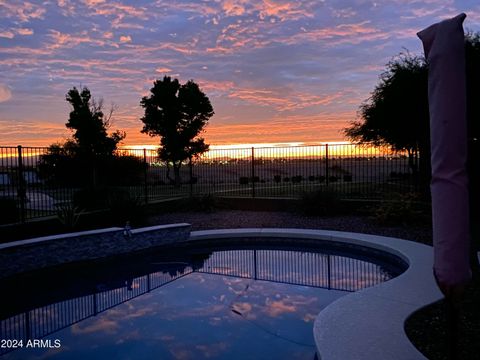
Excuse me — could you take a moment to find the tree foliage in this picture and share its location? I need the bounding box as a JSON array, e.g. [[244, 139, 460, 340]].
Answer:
[[344, 53, 429, 155], [344, 33, 480, 195], [39, 87, 140, 190], [140, 76, 214, 185], [65, 86, 125, 156]]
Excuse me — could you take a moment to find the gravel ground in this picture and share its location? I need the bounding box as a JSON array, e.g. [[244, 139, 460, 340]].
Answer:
[[144, 209, 433, 244]]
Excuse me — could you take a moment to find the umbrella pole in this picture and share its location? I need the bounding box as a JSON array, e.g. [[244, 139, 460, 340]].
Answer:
[[446, 295, 459, 360]]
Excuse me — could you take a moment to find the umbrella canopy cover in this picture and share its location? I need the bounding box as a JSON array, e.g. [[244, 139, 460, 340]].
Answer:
[[418, 13, 472, 288]]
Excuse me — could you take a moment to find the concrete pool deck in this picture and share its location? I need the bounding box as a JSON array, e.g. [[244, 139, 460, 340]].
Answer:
[[188, 228, 443, 360]]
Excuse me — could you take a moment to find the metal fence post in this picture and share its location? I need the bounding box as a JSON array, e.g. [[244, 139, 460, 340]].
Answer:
[[251, 147, 255, 198], [17, 145, 26, 223], [189, 158, 193, 197], [327, 254, 331, 290], [325, 143, 329, 187], [143, 148, 148, 204], [254, 249, 257, 280]]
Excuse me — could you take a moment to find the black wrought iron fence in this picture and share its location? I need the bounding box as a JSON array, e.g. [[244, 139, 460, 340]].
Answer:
[[0, 144, 420, 224]]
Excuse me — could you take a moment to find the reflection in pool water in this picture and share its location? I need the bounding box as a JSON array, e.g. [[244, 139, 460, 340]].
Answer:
[[0, 242, 402, 359]]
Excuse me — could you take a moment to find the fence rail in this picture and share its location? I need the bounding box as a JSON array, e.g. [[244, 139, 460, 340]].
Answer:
[[0, 144, 420, 224]]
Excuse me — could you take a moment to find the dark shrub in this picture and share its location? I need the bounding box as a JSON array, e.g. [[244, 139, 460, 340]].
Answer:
[[108, 190, 144, 224], [0, 197, 18, 224], [292, 175, 303, 183], [299, 189, 344, 216], [180, 194, 219, 212], [343, 174, 353, 182], [239, 176, 249, 185], [273, 175, 282, 183], [39, 151, 144, 187], [372, 193, 428, 225], [73, 188, 110, 210], [283, 177, 290, 182], [308, 175, 316, 182]]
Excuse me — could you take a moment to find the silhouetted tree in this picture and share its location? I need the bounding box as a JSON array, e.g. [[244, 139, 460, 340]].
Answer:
[[140, 76, 214, 185], [66, 86, 125, 156], [345, 34, 480, 196], [344, 53, 430, 181], [39, 87, 136, 190]]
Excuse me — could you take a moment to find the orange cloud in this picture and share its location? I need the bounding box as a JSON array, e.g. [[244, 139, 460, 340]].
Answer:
[[281, 21, 388, 46], [48, 30, 108, 49], [0, 30, 15, 39], [71, 318, 119, 334], [0, 27, 34, 38], [264, 299, 296, 317], [222, 0, 247, 16], [155, 67, 172, 73], [227, 87, 345, 111], [0, 120, 68, 145], [0, 1, 46, 22], [255, 0, 313, 21], [0, 84, 12, 102], [119, 35, 132, 43], [204, 111, 355, 146], [15, 27, 34, 35]]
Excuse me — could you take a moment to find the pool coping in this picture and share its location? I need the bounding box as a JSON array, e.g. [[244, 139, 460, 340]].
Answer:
[[188, 228, 443, 360]]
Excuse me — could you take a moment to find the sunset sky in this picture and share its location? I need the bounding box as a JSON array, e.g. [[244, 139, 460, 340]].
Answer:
[[1, 0, 479, 148]]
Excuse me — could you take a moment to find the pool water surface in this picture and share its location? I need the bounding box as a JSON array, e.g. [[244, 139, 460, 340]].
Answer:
[[0, 241, 402, 359]]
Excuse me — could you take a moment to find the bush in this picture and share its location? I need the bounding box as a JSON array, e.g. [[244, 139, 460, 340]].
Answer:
[[73, 187, 110, 210], [0, 197, 18, 224], [180, 194, 219, 212], [273, 175, 282, 183], [39, 151, 145, 187], [372, 193, 428, 225], [292, 175, 303, 183], [239, 177, 249, 185], [298, 189, 344, 216], [56, 202, 83, 229], [107, 190, 144, 224]]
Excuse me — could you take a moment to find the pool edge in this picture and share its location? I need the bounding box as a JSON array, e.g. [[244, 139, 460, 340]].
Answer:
[[189, 228, 442, 360]]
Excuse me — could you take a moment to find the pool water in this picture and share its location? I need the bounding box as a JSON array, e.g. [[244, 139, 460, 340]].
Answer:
[[0, 241, 402, 359]]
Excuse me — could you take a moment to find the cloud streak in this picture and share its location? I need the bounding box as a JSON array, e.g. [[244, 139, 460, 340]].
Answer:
[[0, 0, 478, 146]]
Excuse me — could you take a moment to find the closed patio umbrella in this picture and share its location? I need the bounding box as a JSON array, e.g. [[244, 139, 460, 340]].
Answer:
[[418, 13, 471, 359]]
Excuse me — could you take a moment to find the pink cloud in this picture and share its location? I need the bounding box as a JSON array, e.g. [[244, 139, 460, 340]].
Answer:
[[0, 30, 15, 39], [255, 0, 314, 21], [0, 27, 34, 39], [47, 30, 113, 49], [0, 84, 12, 102], [15, 27, 34, 35], [0, 1, 46, 22], [227, 86, 345, 111]]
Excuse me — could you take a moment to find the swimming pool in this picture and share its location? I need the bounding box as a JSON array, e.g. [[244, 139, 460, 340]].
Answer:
[[0, 236, 406, 359]]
